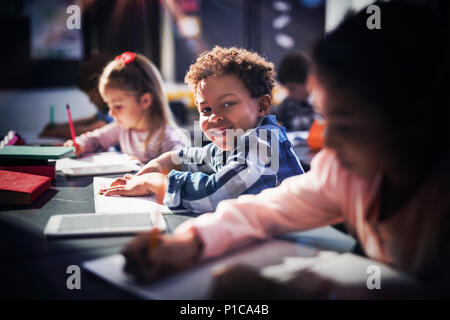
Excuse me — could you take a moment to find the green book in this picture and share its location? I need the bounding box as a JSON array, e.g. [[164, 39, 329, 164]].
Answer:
[[0, 146, 75, 160]]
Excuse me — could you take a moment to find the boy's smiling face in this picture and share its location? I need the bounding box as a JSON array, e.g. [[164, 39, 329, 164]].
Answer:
[[196, 74, 270, 150]]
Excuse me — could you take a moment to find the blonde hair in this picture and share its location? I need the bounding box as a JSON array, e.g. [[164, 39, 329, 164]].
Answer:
[[99, 53, 179, 149]]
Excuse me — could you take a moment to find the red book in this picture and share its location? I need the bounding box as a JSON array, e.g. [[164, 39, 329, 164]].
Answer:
[[0, 170, 51, 205], [0, 163, 56, 180]]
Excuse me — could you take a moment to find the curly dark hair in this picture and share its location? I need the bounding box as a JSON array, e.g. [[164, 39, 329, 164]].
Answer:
[[185, 46, 275, 98], [277, 52, 310, 85]]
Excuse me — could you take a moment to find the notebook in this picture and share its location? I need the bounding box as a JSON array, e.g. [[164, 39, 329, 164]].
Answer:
[[56, 152, 141, 177], [0, 145, 74, 160], [0, 169, 51, 205]]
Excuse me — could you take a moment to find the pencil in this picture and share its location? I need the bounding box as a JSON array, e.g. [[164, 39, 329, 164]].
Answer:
[[66, 104, 78, 148], [49, 105, 54, 129]]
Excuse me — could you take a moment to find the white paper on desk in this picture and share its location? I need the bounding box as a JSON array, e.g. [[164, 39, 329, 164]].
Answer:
[[260, 251, 339, 282], [93, 177, 170, 217], [261, 251, 417, 289], [84, 239, 418, 299], [83, 239, 320, 300], [56, 152, 141, 176]]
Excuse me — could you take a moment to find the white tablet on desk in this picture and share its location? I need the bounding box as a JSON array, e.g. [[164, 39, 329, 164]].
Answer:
[[44, 212, 166, 238]]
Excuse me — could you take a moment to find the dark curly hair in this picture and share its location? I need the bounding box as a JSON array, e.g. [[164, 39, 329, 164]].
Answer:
[[185, 46, 275, 98], [277, 52, 310, 85]]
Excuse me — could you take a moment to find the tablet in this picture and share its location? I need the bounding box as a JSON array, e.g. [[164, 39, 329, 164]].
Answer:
[[44, 212, 166, 238]]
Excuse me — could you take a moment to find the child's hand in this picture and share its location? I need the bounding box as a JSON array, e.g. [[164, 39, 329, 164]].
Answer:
[[136, 161, 163, 176], [108, 174, 135, 188], [63, 139, 83, 156], [210, 264, 280, 299], [100, 172, 168, 203], [121, 229, 203, 283]]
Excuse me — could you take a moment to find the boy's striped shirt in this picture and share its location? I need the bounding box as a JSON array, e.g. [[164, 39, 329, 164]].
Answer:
[[164, 115, 304, 213]]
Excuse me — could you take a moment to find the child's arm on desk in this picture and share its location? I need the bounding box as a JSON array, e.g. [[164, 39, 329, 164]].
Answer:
[[136, 151, 182, 175], [106, 151, 181, 189], [100, 172, 168, 203]]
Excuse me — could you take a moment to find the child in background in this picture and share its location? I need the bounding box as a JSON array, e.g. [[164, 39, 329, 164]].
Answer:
[[100, 46, 304, 213], [40, 54, 114, 139], [64, 52, 188, 164], [120, 2, 450, 299], [273, 52, 315, 131]]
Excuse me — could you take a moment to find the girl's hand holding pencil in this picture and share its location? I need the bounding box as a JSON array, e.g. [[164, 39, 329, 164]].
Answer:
[[63, 139, 84, 156]]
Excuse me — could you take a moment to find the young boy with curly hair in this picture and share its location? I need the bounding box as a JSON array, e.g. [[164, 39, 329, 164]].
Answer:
[[101, 46, 304, 213]]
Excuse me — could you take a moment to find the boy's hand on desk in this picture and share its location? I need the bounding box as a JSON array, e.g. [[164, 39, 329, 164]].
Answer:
[[63, 139, 83, 156], [135, 161, 163, 176], [109, 174, 134, 187], [121, 229, 203, 283], [100, 172, 168, 203]]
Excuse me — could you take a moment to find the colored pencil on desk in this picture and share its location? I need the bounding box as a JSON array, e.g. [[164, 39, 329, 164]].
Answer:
[[66, 104, 78, 148]]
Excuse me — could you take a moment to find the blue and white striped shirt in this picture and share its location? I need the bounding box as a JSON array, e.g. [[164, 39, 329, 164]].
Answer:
[[163, 115, 304, 213]]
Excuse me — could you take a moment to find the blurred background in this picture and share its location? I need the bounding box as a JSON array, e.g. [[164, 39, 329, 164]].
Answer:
[[0, 0, 448, 136]]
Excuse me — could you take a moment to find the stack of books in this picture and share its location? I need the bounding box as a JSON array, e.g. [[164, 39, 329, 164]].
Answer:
[[0, 145, 74, 180], [0, 146, 75, 205]]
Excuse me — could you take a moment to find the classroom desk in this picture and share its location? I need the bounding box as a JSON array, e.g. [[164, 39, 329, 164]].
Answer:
[[0, 147, 342, 300]]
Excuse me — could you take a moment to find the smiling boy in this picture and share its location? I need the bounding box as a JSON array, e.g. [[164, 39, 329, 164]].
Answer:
[[101, 46, 304, 213]]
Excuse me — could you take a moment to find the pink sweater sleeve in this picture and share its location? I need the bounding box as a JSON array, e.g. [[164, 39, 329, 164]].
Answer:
[[76, 122, 121, 154], [174, 148, 347, 259]]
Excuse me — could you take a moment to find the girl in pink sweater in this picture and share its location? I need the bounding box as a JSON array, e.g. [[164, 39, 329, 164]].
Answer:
[[64, 52, 188, 163], [120, 2, 450, 298]]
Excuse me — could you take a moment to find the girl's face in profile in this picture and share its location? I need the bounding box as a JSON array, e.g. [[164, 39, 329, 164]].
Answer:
[[102, 87, 150, 130], [314, 78, 393, 178]]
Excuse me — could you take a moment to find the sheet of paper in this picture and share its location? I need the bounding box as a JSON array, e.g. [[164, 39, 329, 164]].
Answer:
[[93, 176, 170, 213], [83, 239, 320, 300], [83, 239, 417, 299], [260, 251, 339, 282], [56, 152, 141, 176], [93, 177, 168, 231]]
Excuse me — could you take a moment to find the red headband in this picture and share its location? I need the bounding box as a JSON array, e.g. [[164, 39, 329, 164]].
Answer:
[[115, 52, 136, 65]]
